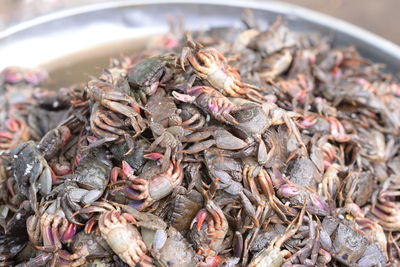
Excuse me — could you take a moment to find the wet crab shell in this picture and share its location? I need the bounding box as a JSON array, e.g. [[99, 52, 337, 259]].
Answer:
[[231, 105, 269, 137], [128, 57, 166, 87]]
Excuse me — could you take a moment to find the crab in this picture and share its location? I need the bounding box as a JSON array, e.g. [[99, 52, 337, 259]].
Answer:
[[204, 148, 260, 227], [230, 99, 307, 164], [8, 141, 53, 214], [147, 122, 183, 172], [24, 201, 89, 267], [368, 175, 400, 231], [112, 155, 184, 211], [180, 35, 265, 102], [48, 147, 112, 224], [168, 186, 203, 231], [248, 204, 306, 267], [242, 161, 296, 224], [85, 79, 146, 151], [182, 126, 249, 154], [72, 202, 153, 267], [26, 202, 77, 250], [173, 85, 243, 125], [298, 113, 352, 143], [190, 184, 229, 259], [128, 55, 176, 105], [179, 103, 206, 131]]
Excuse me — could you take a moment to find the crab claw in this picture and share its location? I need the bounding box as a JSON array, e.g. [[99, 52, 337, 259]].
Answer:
[[172, 91, 196, 103], [62, 223, 77, 242], [144, 152, 164, 160], [0, 131, 13, 140], [191, 209, 208, 231], [58, 126, 71, 147], [278, 183, 299, 197], [110, 167, 121, 183], [122, 161, 135, 177], [5, 119, 19, 132], [298, 115, 318, 128], [129, 103, 142, 115], [310, 193, 328, 211]]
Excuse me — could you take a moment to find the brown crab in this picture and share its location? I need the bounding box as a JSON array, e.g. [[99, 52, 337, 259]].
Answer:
[[190, 182, 228, 260], [74, 201, 153, 267], [248, 204, 306, 267], [113, 156, 183, 211], [85, 79, 146, 151], [173, 85, 242, 125], [180, 35, 265, 102], [368, 175, 400, 231]]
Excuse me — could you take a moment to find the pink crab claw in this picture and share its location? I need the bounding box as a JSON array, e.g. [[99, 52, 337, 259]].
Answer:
[[279, 184, 299, 197], [172, 91, 196, 103], [144, 152, 164, 160], [186, 86, 206, 96], [122, 161, 135, 177], [310, 193, 327, 211], [110, 167, 121, 183], [208, 99, 220, 113], [50, 169, 58, 183], [0, 131, 13, 140], [298, 115, 317, 128], [129, 103, 142, 115], [5, 119, 19, 132], [191, 209, 208, 232], [62, 223, 77, 242], [205, 256, 221, 267]]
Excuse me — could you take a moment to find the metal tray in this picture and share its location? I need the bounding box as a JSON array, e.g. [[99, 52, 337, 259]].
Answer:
[[0, 0, 399, 74]]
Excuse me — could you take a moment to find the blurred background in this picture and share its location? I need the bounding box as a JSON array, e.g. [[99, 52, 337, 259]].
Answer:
[[0, 0, 399, 45]]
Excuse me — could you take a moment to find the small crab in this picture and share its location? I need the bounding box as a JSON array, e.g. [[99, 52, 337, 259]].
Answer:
[[85, 79, 146, 150], [230, 99, 307, 164], [248, 204, 306, 267], [179, 103, 206, 131], [112, 155, 183, 211], [173, 85, 243, 125], [38, 125, 71, 161], [128, 55, 176, 105], [204, 148, 259, 227], [180, 35, 265, 102], [182, 126, 248, 154], [8, 141, 53, 214], [49, 147, 112, 224], [74, 202, 153, 267], [26, 202, 77, 250], [24, 201, 88, 267], [242, 161, 295, 224], [190, 184, 228, 259], [147, 122, 183, 172], [368, 175, 400, 231], [168, 186, 203, 231], [298, 113, 351, 143]]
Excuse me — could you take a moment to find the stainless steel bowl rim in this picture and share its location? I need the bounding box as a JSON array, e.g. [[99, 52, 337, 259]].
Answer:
[[1, 0, 399, 71]]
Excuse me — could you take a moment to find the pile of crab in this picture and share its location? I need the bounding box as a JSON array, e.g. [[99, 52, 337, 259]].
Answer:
[[0, 10, 400, 267]]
